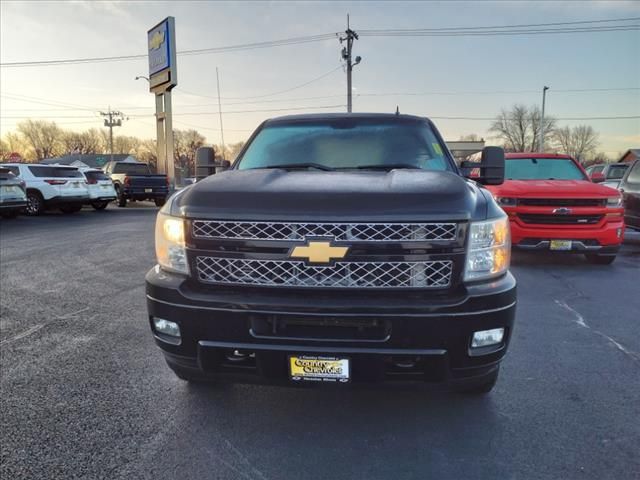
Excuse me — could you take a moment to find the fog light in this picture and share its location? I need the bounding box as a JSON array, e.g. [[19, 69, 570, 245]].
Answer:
[[471, 328, 504, 348], [153, 318, 181, 338]]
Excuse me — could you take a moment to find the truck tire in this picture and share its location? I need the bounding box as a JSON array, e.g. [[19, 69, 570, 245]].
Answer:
[[25, 191, 44, 216], [91, 200, 110, 210], [116, 186, 127, 208], [154, 198, 166, 207], [585, 254, 616, 265], [451, 367, 499, 395], [60, 204, 82, 214]]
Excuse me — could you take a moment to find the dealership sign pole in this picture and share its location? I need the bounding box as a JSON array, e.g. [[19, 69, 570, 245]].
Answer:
[[147, 17, 177, 186]]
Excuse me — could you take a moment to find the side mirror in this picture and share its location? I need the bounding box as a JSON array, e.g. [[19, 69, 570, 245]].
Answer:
[[195, 147, 230, 180], [461, 146, 505, 185], [590, 172, 605, 183]]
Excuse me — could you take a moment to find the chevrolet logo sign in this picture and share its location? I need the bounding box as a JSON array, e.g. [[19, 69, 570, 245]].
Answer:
[[149, 31, 165, 51], [289, 240, 349, 264]]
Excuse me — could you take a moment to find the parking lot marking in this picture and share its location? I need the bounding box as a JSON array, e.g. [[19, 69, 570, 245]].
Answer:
[[0, 324, 44, 346], [555, 299, 639, 364]]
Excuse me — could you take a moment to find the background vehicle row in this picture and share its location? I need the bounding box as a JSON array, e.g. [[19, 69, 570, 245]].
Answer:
[[0, 167, 27, 218]]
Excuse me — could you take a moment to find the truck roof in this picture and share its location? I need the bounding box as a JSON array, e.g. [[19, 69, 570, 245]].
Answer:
[[505, 153, 573, 160], [264, 112, 428, 124]]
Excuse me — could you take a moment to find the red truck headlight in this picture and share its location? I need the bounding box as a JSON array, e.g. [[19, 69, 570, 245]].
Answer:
[[606, 196, 622, 208]]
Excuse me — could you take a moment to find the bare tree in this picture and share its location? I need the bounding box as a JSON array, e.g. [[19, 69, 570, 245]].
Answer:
[[216, 141, 245, 162], [459, 134, 482, 142], [551, 125, 599, 163], [1, 132, 27, 158], [16, 120, 64, 160], [136, 139, 158, 172], [112, 135, 141, 155], [174, 129, 206, 176], [490, 104, 556, 152]]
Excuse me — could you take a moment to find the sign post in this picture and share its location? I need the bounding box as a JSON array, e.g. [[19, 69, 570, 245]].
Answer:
[[147, 17, 177, 186]]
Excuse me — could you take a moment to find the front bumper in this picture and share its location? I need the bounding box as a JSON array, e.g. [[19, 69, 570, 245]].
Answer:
[[508, 214, 624, 252], [0, 199, 27, 210], [146, 267, 517, 386]]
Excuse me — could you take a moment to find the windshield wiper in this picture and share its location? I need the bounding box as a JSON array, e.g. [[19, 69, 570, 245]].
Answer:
[[259, 163, 334, 171], [354, 163, 421, 170]]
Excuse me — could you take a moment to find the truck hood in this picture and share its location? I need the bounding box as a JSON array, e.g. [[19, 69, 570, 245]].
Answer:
[[174, 169, 486, 221], [487, 179, 620, 198]]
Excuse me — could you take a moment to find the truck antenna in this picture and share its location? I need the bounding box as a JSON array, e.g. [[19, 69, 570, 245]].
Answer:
[[395, 106, 400, 115]]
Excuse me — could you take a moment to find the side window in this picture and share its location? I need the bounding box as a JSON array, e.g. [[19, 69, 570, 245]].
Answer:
[[28, 166, 57, 177], [626, 161, 640, 183], [4, 166, 20, 176], [592, 166, 604, 174]]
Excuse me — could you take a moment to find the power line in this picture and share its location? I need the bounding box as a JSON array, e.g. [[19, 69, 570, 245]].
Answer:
[[360, 25, 639, 37], [0, 33, 339, 68], [3, 17, 637, 68], [359, 16, 640, 33], [179, 65, 344, 101]]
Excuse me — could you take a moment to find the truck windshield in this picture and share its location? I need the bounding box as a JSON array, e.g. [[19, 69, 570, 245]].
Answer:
[[236, 119, 453, 172], [113, 163, 151, 175], [505, 158, 586, 180]]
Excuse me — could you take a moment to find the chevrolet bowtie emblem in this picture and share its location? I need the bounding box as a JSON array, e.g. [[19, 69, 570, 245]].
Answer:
[[290, 241, 349, 264], [149, 31, 165, 51]]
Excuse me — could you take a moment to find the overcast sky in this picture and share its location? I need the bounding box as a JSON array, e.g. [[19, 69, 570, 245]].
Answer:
[[1, 0, 639, 155]]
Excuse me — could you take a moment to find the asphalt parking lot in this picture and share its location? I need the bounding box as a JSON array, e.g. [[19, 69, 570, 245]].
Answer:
[[1, 205, 639, 480]]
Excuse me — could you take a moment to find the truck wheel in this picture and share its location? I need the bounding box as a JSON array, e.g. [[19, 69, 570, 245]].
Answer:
[[25, 191, 44, 216], [585, 254, 616, 265], [451, 368, 499, 395], [60, 204, 82, 214], [116, 187, 127, 208], [91, 201, 109, 210], [154, 198, 166, 207]]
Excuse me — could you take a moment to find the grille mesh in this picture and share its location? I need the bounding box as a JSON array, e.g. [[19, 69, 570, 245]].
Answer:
[[195, 257, 453, 289], [192, 220, 457, 242]]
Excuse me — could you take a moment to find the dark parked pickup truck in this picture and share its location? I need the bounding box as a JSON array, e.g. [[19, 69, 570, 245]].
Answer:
[[103, 161, 169, 207], [146, 113, 517, 394]]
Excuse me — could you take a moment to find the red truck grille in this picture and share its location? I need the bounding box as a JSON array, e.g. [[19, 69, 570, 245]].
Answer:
[[518, 213, 603, 225], [518, 198, 605, 207]]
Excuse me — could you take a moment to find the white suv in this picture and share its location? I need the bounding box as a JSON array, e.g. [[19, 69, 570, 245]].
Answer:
[[80, 168, 117, 210], [0, 163, 90, 215]]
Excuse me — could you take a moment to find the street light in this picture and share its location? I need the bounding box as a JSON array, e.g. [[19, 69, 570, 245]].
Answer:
[[539, 86, 550, 152], [135, 75, 150, 83]]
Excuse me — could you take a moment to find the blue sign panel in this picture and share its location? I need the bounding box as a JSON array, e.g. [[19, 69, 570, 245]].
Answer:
[[148, 19, 171, 76]]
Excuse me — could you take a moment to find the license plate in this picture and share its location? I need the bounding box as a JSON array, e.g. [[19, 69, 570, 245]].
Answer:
[[550, 240, 572, 251], [289, 355, 350, 383], [145, 188, 153, 193]]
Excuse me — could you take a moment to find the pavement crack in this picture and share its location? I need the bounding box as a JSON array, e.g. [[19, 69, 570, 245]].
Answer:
[[554, 299, 639, 365]]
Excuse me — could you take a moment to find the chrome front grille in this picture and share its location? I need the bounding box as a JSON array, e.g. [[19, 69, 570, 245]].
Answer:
[[195, 257, 453, 289], [192, 220, 457, 242]]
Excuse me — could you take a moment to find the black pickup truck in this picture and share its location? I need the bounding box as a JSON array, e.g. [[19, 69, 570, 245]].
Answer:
[[146, 113, 517, 394], [103, 161, 169, 207]]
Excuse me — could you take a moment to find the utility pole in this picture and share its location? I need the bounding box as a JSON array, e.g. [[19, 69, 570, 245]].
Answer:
[[340, 15, 361, 113], [539, 86, 549, 152], [216, 67, 226, 160], [100, 107, 126, 161]]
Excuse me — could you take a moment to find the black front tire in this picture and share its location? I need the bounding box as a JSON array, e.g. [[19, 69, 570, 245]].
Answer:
[[451, 368, 499, 395], [585, 254, 616, 265], [91, 201, 109, 210], [25, 191, 44, 216], [154, 198, 166, 207], [60, 204, 82, 214]]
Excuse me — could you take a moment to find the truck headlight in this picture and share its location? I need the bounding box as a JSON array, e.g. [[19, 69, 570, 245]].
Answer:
[[464, 216, 511, 282], [606, 196, 622, 208], [155, 212, 189, 274]]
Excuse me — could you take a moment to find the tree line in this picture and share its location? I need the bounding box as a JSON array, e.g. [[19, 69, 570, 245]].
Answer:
[[1, 105, 616, 169], [486, 104, 611, 165], [0, 120, 245, 175]]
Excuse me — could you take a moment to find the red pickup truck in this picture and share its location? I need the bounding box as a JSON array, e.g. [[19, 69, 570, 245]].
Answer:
[[485, 153, 624, 264]]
